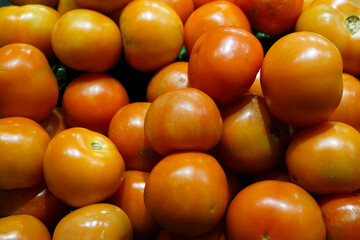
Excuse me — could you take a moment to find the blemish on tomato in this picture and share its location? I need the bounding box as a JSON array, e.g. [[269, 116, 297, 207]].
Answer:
[[263, 233, 269, 239], [344, 15, 360, 35], [145, 192, 150, 202], [91, 142, 102, 150]]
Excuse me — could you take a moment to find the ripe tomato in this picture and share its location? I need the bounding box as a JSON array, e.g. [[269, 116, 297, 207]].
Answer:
[[146, 61, 189, 102], [286, 121, 360, 195], [260, 31, 343, 127], [225, 180, 326, 240], [317, 192, 360, 240], [8, 0, 59, 8], [160, 0, 195, 24], [0, 5, 59, 58], [108, 102, 163, 172], [106, 170, 161, 239], [235, 0, 304, 36], [144, 88, 223, 155], [0, 215, 51, 240], [39, 107, 69, 138], [52, 9, 122, 73], [188, 26, 263, 105], [43, 127, 125, 207], [0, 43, 59, 122], [144, 151, 228, 237], [0, 117, 50, 190], [295, 0, 360, 76], [53, 203, 133, 240], [184, 1, 251, 54], [119, 0, 184, 72], [61, 73, 130, 135], [192, 0, 235, 9], [57, 0, 81, 15], [247, 70, 262, 97], [75, 0, 128, 13]]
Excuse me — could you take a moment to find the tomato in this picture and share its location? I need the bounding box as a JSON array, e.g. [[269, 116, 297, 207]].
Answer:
[[57, 0, 81, 15], [108, 102, 163, 172], [317, 192, 360, 240], [0, 5, 59, 58], [146, 61, 189, 102], [8, 0, 59, 8], [295, 0, 360, 76], [0, 181, 70, 231], [52, 9, 122, 73], [329, 73, 360, 130], [260, 31, 343, 127], [75, 0, 128, 13], [184, 1, 251, 54], [286, 121, 360, 195], [193, 0, 235, 9], [0, 215, 51, 240], [144, 151, 228, 237], [106, 170, 161, 239], [144, 88, 223, 155], [53, 203, 133, 240], [188, 26, 263, 105], [43, 127, 125, 207], [0, 43, 59, 122], [0, 117, 50, 190], [160, 0, 195, 24], [247, 70, 262, 97], [225, 180, 326, 240], [119, 0, 184, 72], [235, 0, 304, 36], [39, 107, 69, 138], [61, 73, 130, 135]]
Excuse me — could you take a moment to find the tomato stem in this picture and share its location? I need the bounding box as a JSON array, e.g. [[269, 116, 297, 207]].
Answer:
[[344, 15, 360, 35], [91, 142, 102, 150]]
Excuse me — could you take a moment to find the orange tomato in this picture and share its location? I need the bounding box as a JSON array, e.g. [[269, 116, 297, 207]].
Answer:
[[119, 0, 184, 72], [192, 0, 234, 9], [247, 70, 263, 97], [43, 127, 125, 207], [144, 151, 228, 237], [39, 107, 69, 138], [53, 203, 133, 240], [0, 117, 50, 190], [75, 0, 129, 13], [160, 0, 195, 24], [8, 0, 59, 8], [225, 180, 326, 240], [0, 43, 59, 122], [144, 88, 223, 155]]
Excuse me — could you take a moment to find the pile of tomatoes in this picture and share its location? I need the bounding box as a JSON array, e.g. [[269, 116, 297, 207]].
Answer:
[[0, 0, 359, 239]]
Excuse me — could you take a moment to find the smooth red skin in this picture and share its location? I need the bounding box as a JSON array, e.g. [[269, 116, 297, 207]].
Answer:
[[317, 192, 360, 240], [188, 26, 263, 105], [106, 171, 161, 240], [225, 180, 326, 240], [61, 73, 129, 135]]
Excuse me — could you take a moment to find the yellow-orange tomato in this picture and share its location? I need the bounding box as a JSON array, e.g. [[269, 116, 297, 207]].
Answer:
[[106, 171, 161, 239], [0, 117, 50, 190], [39, 107, 69, 138], [144, 152, 228, 237], [52, 9, 122, 73], [108, 103, 163, 172], [160, 0, 195, 24], [184, 0, 251, 54], [0, 5, 59, 58], [119, 0, 184, 72], [0, 215, 51, 240], [0, 43, 59, 122], [8, 0, 59, 8], [43, 127, 125, 207], [286, 121, 360, 195], [146, 61, 190, 102], [53, 203, 133, 240], [57, 0, 81, 15], [144, 88, 223, 155]]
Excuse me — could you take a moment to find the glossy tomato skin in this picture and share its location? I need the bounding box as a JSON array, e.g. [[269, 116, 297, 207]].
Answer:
[[188, 26, 263, 105], [0, 5, 59, 58], [160, 0, 195, 24], [226, 180, 326, 240], [144, 152, 228, 237], [0, 43, 59, 122], [61, 73, 130, 135], [144, 88, 223, 155], [52, 9, 122, 73], [53, 203, 133, 240], [0, 117, 51, 190], [43, 127, 125, 207], [296, 0, 360, 76], [39, 107, 69, 138], [286, 121, 360, 195], [260, 31, 343, 127]]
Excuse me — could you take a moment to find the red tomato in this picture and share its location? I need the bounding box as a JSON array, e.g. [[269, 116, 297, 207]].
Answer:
[[260, 31, 343, 126], [144, 152, 228, 237], [53, 203, 133, 240], [39, 107, 69, 138], [286, 121, 360, 195], [52, 9, 122, 73], [0, 43, 59, 122], [61, 73, 130, 135], [0, 117, 50, 190], [188, 26, 263, 105], [225, 180, 326, 240], [43, 127, 125, 207]]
